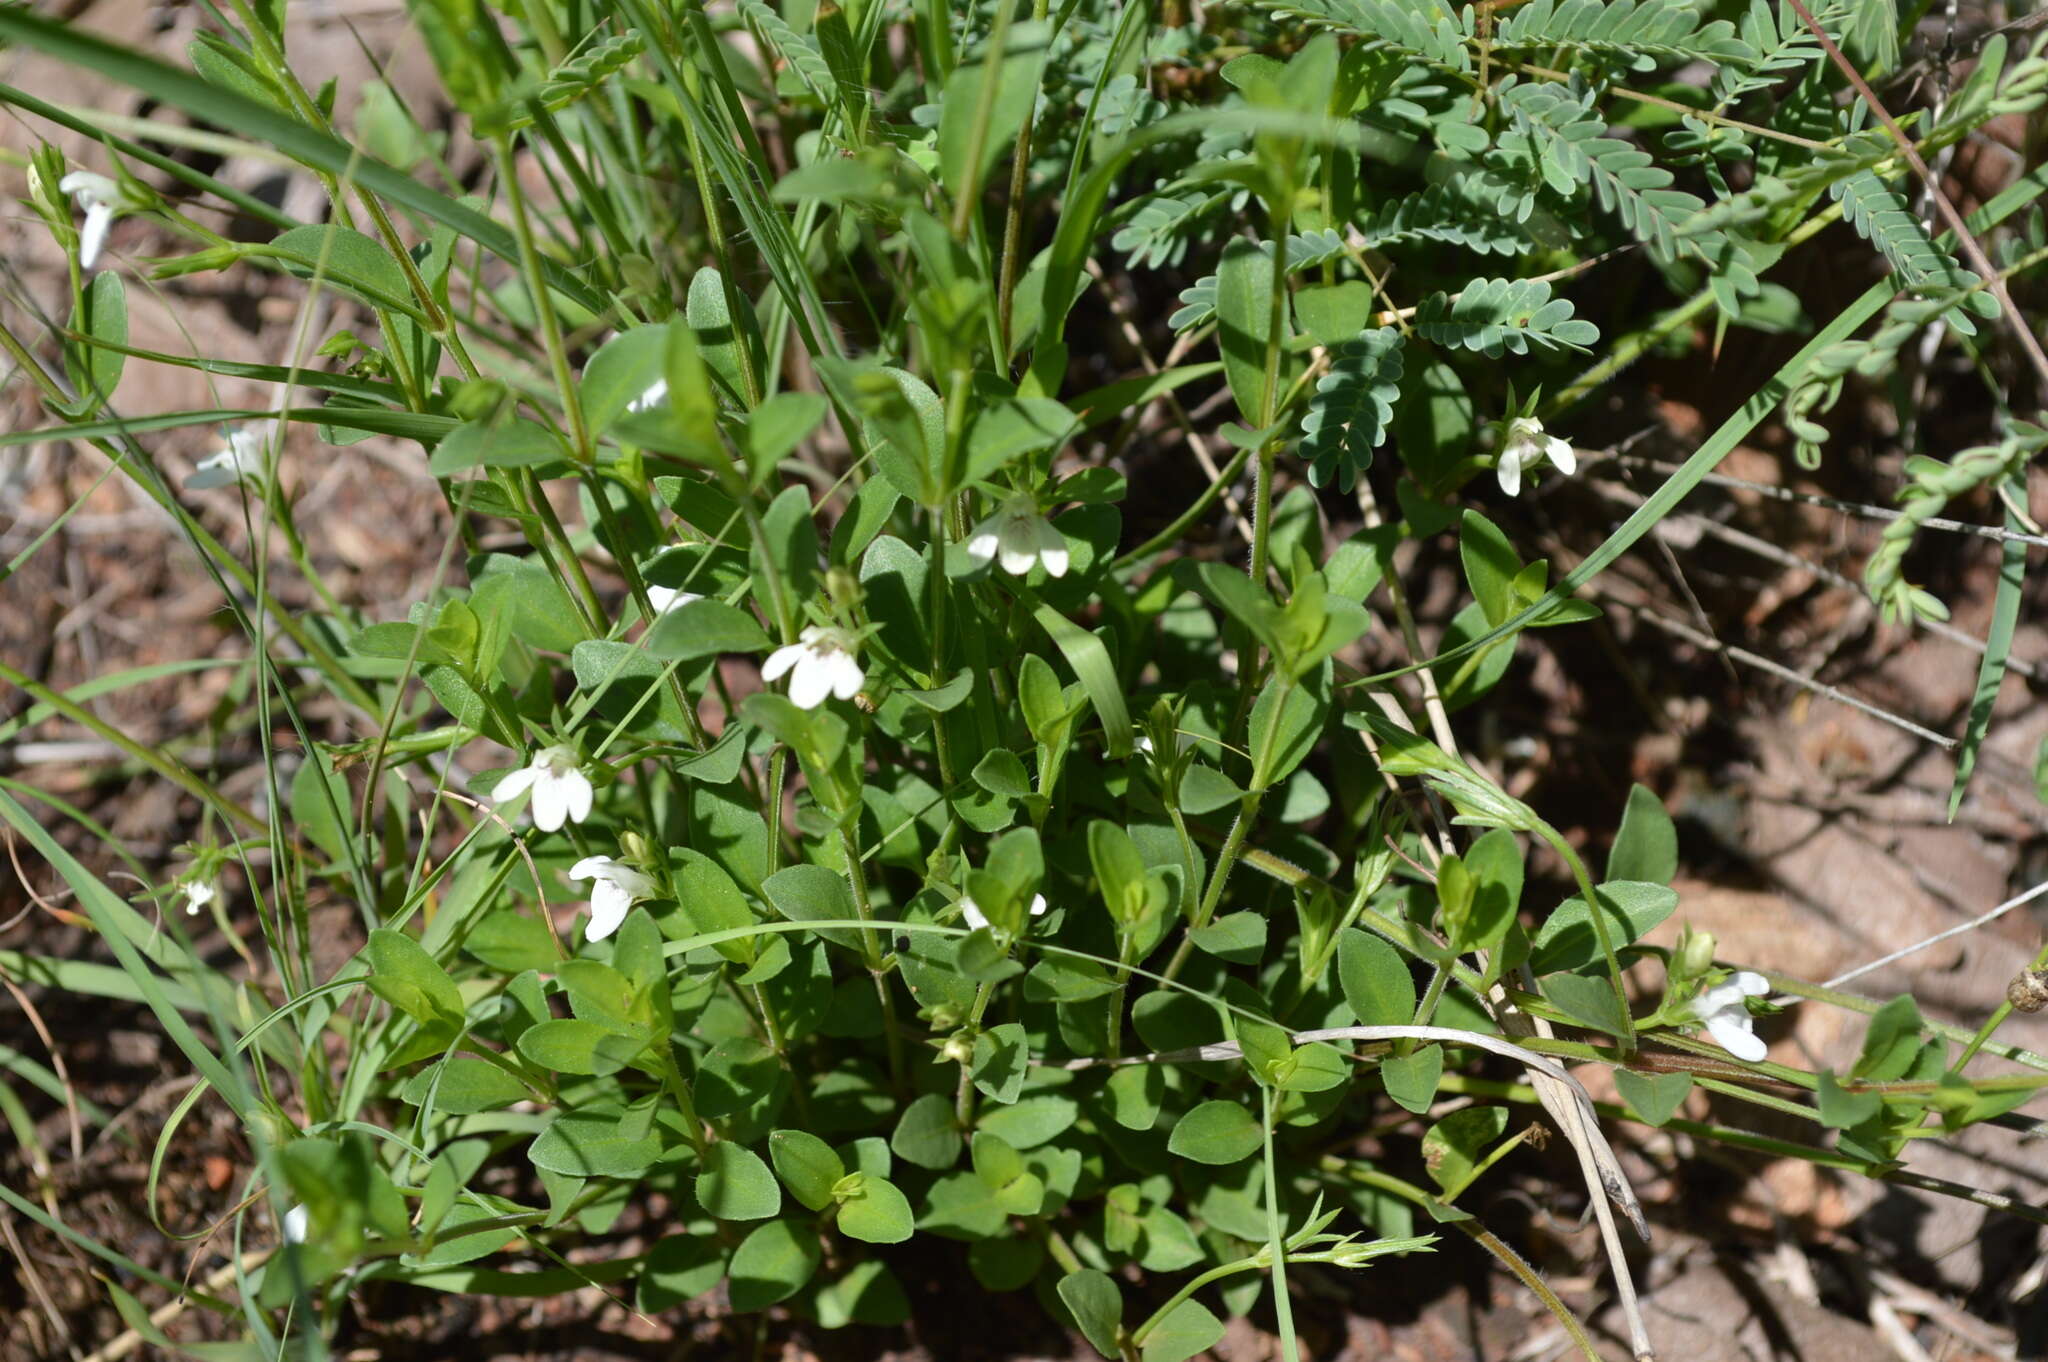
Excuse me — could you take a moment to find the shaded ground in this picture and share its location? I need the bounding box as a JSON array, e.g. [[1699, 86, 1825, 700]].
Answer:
[[6, 2, 2048, 1360]]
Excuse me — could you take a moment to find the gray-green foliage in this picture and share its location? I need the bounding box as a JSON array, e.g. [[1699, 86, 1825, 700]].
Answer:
[[7, 0, 2048, 1357]]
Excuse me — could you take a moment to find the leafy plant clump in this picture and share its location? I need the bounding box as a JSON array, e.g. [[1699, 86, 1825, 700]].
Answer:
[[6, 0, 2048, 1357]]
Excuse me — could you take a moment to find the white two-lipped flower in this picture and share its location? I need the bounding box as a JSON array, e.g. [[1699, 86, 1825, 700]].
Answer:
[[59, 171, 121, 270], [1691, 970, 1770, 1062], [645, 585, 703, 616], [282, 1204, 309, 1244], [959, 893, 1049, 932], [493, 746, 593, 833], [1495, 415, 1576, 497], [183, 880, 217, 917], [761, 626, 865, 709], [569, 856, 657, 941], [187, 426, 271, 491], [966, 496, 1069, 578]]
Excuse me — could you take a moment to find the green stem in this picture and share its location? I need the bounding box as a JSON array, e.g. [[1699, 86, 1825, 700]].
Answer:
[[1261, 1085, 1300, 1362], [955, 978, 997, 1126], [764, 748, 790, 875], [1131, 1257, 1266, 1347], [658, 1052, 713, 1163], [1244, 190, 1290, 599], [1114, 440, 1257, 569], [1159, 789, 1265, 983], [995, 0, 1053, 357], [1532, 820, 1635, 1053], [1320, 1159, 1602, 1362], [947, 0, 1018, 240], [838, 827, 906, 1093], [492, 133, 594, 466], [1958, 939, 2048, 1069], [521, 470, 607, 635]]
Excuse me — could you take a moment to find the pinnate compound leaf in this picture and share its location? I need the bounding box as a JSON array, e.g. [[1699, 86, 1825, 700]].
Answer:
[[1300, 327, 1404, 491], [1412, 278, 1599, 357]]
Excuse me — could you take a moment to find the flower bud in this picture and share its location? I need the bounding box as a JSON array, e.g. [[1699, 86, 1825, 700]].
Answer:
[[824, 564, 860, 613], [151, 245, 243, 280], [1678, 928, 1718, 979]]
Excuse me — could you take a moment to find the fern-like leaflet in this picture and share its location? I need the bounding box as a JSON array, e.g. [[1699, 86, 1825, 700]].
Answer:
[[1712, 0, 1844, 108], [1301, 328, 1405, 490], [1251, 0, 1474, 71], [1492, 0, 1755, 71], [489, 33, 645, 131], [1497, 81, 1722, 264], [1412, 278, 1599, 356], [1355, 178, 1545, 256], [1831, 170, 1993, 328], [738, 0, 839, 107], [1113, 191, 1228, 271], [1171, 231, 1347, 332]]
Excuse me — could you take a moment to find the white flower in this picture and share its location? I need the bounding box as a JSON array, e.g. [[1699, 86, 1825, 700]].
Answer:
[[645, 584, 703, 616], [183, 880, 217, 917], [1495, 415, 1576, 497], [568, 855, 658, 941], [965, 497, 1069, 578], [626, 378, 668, 414], [761, 626, 865, 709], [492, 746, 594, 832], [186, 426, 271, 491], [282, 1204, 309, 1243], [959, 892, 1049, 932], [1136, 732, 1195, 757], [1691, 970, 1770, 1062], [59, 171, 120, 270]]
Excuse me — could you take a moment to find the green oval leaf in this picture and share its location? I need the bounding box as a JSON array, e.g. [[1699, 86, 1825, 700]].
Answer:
[[1166, 1100, 1261, 1166]]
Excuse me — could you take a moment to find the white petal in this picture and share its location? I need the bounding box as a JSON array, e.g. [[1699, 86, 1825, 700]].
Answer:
[[797, 625, 827, 645], [61, 171, 116, 204], [824, 650, 866, 700], [185, 451, 241, 490], [761, 642, 805, 682], [569, 855, 615, 882], [965, 522, 1002, 567], [560, 769, 594, 825], [531, 772, 569, 832], [959, 898, 989, 931], [1730, 970, 1770, 997], [996, 520, 1040, 575], [610, 865, 657, 900], [1704, 1011, 1767, 1062], [1496, 453, 1523, 498], [1691, 980, 1750, 1017], [586, 880, 632, 940], [492, 766, 539, 804], [282, 1205, 308, 1243], [79, 202, 111, 270], [1546, 436, 1576, 474], [646, 586, 701, 616], [787, 654, 835, 709], [1027, 893, 1049, 917], [1030, 518, 1070, 578]]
